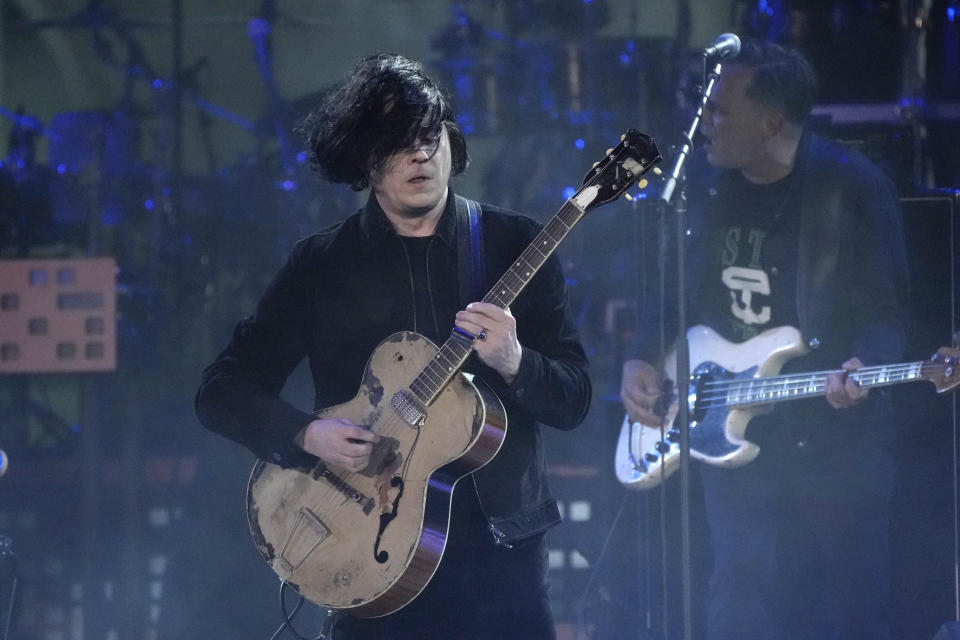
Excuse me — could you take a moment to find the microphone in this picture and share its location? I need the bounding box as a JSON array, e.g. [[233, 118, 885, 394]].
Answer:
[[704, 33, 741, 59], [0, 449, 7, 478]]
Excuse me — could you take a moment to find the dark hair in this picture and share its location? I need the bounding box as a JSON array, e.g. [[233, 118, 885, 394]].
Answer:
[[300, 53, 469, 191], [729, 38, 818, 125]]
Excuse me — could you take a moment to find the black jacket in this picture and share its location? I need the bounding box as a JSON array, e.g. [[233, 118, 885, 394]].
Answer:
[[195, 189, 591, 543]]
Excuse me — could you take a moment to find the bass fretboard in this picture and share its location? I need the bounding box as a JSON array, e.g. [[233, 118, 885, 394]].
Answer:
[[698, 361, 933, 409]]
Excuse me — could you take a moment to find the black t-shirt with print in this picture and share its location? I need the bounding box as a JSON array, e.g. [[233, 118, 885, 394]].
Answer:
[[696, 169, 801, 345]]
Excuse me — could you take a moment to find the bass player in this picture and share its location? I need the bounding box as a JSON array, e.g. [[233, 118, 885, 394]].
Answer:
[[619, 39, 909, 640]]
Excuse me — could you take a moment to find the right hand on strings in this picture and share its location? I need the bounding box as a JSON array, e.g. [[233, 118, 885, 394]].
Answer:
[[296, 418, 380, 472], [620, 359, 664, 426]]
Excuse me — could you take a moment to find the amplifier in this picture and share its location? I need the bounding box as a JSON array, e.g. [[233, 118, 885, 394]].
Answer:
[[892, 191, 960, 639]]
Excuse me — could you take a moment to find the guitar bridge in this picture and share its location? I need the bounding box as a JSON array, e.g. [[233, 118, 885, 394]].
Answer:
[[317, 466, 375, 514], [276, 506, 331, 580], [391, 389, 426, 427]]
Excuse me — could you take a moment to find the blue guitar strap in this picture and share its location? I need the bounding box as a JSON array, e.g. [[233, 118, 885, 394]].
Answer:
[[455, 194, 485, 308]]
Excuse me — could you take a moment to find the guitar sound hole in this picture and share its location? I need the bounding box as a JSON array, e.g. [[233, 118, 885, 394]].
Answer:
[[373, 475, 406, 564]]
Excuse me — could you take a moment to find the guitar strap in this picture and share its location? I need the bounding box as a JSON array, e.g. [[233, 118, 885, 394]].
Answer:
[[455, 194, 485, 308]]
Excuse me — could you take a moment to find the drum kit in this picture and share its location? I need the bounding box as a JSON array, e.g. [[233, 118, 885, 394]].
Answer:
[[0, 2, 352, 358]]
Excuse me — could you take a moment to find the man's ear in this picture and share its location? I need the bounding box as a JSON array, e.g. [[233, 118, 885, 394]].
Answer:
[[760, 110, 785, 139]]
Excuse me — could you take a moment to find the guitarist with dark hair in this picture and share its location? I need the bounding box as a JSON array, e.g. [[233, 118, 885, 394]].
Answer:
[[194, 53, 596, 639], [620, 40, 909, 639]]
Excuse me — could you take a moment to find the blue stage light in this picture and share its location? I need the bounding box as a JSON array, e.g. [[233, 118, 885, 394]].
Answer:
[[457, 115, 475, 135], [102, 206, 121, 226], [574, 139, 585, 150]]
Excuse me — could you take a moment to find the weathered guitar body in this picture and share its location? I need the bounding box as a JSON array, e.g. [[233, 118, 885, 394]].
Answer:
[[247, 331, 506, 617]]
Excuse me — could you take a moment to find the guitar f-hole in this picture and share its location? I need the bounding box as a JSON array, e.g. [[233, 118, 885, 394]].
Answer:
[[373, 475, 405, 564]]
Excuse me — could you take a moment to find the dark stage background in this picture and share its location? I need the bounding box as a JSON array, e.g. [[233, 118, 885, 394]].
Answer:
[[0, 1, 959, 639]]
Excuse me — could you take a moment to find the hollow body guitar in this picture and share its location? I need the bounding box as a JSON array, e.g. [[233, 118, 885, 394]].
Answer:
[[247, 131, 661, 617], [615, 324, 960, 491]]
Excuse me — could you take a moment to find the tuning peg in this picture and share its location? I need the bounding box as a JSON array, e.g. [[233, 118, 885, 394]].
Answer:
[[621, 133, 626, 141], [624, 192, 634, 202], [606, 148, 613, 155], [638, 178, 648, 189], [653, 167, 663, 175]]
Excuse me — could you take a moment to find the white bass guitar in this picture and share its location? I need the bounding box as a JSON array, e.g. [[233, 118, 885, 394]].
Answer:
[[615, 325, 960, 490]]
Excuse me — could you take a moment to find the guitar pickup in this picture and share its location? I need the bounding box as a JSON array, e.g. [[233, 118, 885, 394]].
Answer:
[[391, 389, 426, 427]]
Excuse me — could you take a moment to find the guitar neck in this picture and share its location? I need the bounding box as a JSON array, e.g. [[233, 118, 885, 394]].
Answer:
[[408, 196, 592, 406], [719, 361, 928, 409], [483, 199, 586, 310]]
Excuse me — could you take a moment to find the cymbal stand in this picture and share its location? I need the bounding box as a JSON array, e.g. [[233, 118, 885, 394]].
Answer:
[[247, 2, 295, 178], [0, 535, 17, 640]]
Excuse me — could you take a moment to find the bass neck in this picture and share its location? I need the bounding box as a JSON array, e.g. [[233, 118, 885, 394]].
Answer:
[[708, 361, 931, 410]]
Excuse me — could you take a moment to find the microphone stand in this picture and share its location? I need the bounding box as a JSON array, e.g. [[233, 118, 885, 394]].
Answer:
[[659, 57, 724, 640], [0, 535, 16, 640]]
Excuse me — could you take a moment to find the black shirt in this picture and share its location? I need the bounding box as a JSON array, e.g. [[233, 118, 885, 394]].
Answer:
[[698, 169, 800, 344]]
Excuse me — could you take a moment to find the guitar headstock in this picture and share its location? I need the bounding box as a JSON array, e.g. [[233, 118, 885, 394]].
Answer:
[[576, 130, 662, 211], [922, 347, 960, 393]]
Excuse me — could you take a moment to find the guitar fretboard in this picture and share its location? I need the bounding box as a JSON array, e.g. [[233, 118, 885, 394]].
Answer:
[[408, 199, 588, 405], [703, 362, 928, 409]]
